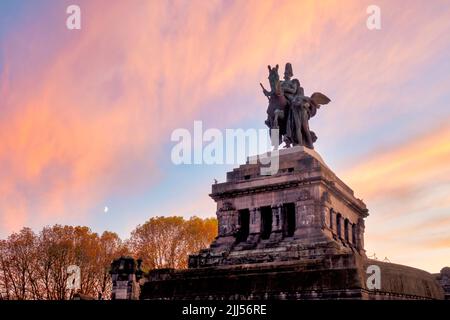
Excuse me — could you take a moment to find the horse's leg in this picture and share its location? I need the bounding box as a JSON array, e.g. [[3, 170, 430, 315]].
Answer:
[[291, 108, 303, 146], [274, 112, 281, 129], [301, 116, 314, 149]]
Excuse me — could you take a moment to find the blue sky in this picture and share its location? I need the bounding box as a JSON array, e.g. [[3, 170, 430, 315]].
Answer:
[[0, 0, 449, 272]]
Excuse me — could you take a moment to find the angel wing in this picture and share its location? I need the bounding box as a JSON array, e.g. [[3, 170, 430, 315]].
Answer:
[[310, 92, 331, 106]]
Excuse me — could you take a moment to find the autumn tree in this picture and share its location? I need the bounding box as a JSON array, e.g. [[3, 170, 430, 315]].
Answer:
[[96, 231, 129, 299], [35, 225, 128, 299], [0, 216, 217, 300], [128, 216, 217, 270], [0, 228, 38, 300], [0, 225, 127, 300]]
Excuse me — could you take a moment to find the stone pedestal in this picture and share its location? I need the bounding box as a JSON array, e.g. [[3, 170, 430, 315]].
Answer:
[[140, 147, 445, 300], [189, 147, 368, 267], [141, 254, 444, 300], [110, 257, 143, 300]]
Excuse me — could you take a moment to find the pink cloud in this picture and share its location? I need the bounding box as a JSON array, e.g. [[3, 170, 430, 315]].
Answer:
[[340, 123, 450, 272], [0, 0, 449, 273], [342, 123, 450, 202], [0, 0, 362, 235]]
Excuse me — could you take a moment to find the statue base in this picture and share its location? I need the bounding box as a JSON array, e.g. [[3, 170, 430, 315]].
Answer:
[[141, 254, 443, 300], [140, 147, 444, 300]]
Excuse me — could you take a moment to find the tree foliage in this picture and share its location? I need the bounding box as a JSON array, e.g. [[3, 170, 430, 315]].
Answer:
[[128, 216, 217, 270], [0, 216, 217, 300]]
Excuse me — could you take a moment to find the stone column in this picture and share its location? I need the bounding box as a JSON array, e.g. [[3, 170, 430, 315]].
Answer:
[[321, 206, 334, 241], [329, 209, 335, 233], [357, 217, 365, 253], [320, 206, 328, 229], [339, 215, 345, 240], [247, 207, 261, 243], [269, 204, 283, 242], [319, 191, 333, 240], [347, 222, 353, 245]]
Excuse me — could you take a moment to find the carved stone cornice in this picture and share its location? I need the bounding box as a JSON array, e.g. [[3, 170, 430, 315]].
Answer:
[[210, 175, 368, 217]]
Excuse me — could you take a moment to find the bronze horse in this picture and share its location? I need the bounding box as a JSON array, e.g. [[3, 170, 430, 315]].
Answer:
[[260, 65, 288, 145]]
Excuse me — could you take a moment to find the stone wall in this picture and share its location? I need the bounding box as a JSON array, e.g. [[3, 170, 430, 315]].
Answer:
[[435, 267, 450, 300], [143, 254, 444, 300]]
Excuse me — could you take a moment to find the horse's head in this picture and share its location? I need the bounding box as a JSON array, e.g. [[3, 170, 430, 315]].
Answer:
[[267, 64, 281, 95]]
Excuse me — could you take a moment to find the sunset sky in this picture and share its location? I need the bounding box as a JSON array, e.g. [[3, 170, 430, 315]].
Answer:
[[0, 0, 449, 273]]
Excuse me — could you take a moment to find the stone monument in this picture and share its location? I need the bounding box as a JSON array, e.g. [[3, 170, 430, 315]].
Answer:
[[435, 267, 450, 300], [110, 256, 143, 300], [137, 63, 445, 300]]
